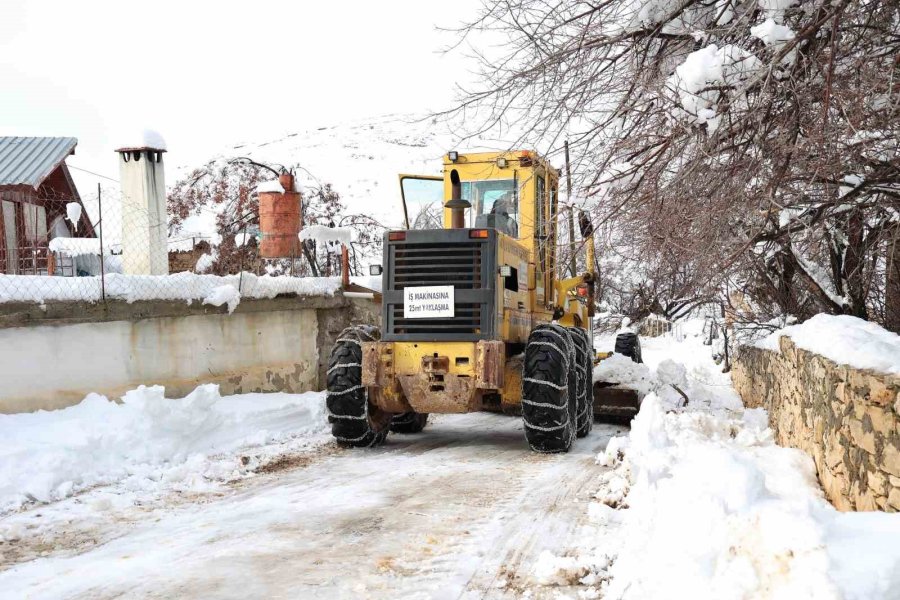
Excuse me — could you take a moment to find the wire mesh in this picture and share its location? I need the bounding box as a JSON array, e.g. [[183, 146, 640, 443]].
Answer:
[[0, 183, 355, 307]]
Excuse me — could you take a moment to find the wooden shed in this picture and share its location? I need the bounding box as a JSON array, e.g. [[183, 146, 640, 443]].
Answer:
[[0, 137, 95, 275]]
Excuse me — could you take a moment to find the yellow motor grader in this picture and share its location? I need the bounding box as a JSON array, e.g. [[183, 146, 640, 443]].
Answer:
[[326, 150, 636, 452]]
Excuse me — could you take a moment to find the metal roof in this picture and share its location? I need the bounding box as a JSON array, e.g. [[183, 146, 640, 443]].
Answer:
[[0, 136, 78, 190]]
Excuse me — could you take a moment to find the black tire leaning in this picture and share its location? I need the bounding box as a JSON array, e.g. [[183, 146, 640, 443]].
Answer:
[[569, 327, 594, 438], [326, 325, 391, 448], [614, 332, 642, 363], [390, 412, 429, 434], [522, 324, 577, 453]]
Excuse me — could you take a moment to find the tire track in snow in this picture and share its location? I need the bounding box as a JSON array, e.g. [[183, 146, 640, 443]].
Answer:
[[0, 413, 622, 599]]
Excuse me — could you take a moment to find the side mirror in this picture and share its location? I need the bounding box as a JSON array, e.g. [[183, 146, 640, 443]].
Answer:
[[369, 264, 383, 276]]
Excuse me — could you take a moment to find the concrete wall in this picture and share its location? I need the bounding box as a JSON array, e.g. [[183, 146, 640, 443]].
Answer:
[[733, 337, 900, 512], [0, 295, 382, 413]]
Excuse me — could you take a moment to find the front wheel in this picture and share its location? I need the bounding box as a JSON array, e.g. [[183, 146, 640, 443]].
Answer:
[[569, 327, 594, 438], [326, 325, 392, 447], [522, 324, 577, 453]]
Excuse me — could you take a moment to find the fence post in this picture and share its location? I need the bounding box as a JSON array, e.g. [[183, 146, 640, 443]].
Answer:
[[98, 183, 106, 304]]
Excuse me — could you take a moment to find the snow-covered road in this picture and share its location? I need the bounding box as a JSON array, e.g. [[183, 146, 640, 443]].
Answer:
[[1, 412, 622, 599]]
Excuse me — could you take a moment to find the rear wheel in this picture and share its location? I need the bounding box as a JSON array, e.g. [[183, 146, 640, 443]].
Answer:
[[569, 328, 594, 438], [326, 325, 392, 447], [522, 324, 577, 453], [390, 412, 429, 434]]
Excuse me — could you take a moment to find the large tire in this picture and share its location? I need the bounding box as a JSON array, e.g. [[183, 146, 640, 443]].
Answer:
[[614, 332, 642, 363], [522, 324, 577, 453], [569, 327, 594, 438], [326, 325, 392, 447], [390, 412, 428, 434]]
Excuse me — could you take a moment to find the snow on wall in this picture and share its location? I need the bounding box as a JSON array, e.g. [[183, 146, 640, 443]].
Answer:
[[755, 313, 900, 375], [0, 272, 343, 305], [733, 338, 900, 513]]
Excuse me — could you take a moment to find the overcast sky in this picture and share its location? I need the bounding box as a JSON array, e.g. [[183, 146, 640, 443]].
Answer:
[[1, 0, 482, 185]]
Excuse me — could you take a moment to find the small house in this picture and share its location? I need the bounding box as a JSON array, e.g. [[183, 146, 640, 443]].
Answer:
[[0, 137, 95, 275]]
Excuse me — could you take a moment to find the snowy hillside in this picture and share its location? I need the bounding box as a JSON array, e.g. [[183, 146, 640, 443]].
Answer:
[[201, 114, 514, 228]]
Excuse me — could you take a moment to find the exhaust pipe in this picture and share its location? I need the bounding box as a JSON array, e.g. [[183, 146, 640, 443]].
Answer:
[[445, 169, 471, 229]]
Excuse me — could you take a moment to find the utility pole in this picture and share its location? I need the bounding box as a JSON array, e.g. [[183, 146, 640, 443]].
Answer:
[[564, 141, 577, 277]]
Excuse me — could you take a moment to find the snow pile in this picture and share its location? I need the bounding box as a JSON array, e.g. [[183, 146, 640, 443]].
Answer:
[[203, 284, 241, 313], [0, 385, 328, 513], [299, 225, 354, 246], [756, 313, 900, 375], [48, 237, 108, 257], [548, 322, 900, 599], [0, 272, 343, 304], [65, 203, 82, 231], [592, 393, 900, 600], [593, 353, 656, 395], [593, 353, 690, 407]]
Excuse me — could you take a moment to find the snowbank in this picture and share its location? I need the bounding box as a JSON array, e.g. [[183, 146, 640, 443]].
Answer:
[[0, 385, 328, 513], [594, 394, 900, 600], [755, 313, 900, 375], [0, 272, 343, 305], [548, 321, 900, 599]]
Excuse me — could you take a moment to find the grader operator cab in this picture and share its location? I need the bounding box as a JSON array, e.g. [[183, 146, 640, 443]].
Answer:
[[326, 150, 634, 452]]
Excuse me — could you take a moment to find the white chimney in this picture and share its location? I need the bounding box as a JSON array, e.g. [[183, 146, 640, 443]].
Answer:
[[116, 130, 168, 276]]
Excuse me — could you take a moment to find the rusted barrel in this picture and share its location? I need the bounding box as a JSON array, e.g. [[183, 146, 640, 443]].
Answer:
[[259, 175, 301, 258]]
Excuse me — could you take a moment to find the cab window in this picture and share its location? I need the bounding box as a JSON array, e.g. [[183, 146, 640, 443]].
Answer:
[[463, 179, 518, 237], [400, 176, 443, 230]]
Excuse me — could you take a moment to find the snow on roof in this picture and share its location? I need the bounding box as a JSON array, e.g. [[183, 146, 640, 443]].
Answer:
[[115, 129, 167, 152], [48, 237, 108, 257], [755, 313, 900, 375], [299, 225, 353, 246], [256, 179, 287, 193]]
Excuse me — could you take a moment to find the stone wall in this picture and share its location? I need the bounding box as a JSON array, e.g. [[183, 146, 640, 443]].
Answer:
[[0, 294, 382, 413], [733, 337, 900, 512]]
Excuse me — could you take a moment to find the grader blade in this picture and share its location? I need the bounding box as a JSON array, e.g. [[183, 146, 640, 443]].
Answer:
[[592, 382, 643, 423]]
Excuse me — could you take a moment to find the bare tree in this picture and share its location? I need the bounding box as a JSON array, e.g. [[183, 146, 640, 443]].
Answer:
[[450, 0, 900, 329]]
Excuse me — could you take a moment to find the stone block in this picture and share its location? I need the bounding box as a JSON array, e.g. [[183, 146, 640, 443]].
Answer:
[[888, 487, 900, 512], [849, 418, 876, 454], [869, 378, 896, 406], [865, 406, 894, 437], [884, 444, 900, 478]]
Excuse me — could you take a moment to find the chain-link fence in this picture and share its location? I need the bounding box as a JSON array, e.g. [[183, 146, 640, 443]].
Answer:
[[0, 183, 354, 307]]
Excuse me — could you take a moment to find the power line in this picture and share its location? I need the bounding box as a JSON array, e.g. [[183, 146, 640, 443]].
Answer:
[[67, 163, 120, 183]]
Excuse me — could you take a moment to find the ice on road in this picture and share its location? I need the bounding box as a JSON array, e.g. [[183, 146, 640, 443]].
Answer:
[[1, 413, 621, 599]]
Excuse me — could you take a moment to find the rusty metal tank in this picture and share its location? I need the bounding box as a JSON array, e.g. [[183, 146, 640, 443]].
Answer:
[[259, 173, 301, 258]]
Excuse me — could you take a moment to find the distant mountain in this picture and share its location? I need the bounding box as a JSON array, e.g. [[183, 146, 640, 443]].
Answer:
[[217, 113, 508, 228]]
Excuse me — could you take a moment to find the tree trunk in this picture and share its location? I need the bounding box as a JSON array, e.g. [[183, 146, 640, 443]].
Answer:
[[886, 225, 900, 333]]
